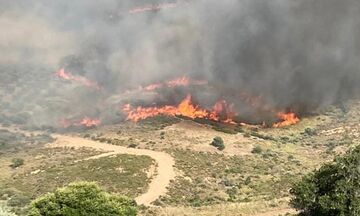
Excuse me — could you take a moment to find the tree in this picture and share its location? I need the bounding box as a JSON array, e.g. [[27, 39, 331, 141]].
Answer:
[[28, 182, 137, 216], [290, 145, 360, 216]]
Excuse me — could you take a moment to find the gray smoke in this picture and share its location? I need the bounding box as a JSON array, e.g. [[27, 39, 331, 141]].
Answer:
[[0, 0, 359, 128]]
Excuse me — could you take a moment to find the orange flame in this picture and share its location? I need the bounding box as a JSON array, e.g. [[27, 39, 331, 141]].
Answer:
[[132, 76, 207, 93], [60, 117, 101, 128], [273, 112, 300, 128], [123, 94, 219, 122], [55, 68, 100, 90], [129, 3, 177, 14], [167, 76, 190, 87], [210, 100, 237, 124]]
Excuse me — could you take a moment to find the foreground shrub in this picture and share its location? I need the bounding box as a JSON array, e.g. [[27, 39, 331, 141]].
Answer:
[[28, 181, 137, 216], [290, 145, 360, 216]]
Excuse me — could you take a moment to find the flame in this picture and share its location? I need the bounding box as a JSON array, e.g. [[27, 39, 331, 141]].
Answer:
[[144, 83, 162, 91], [78, 117, 101, 127], [167, 76, 190, 87], [273, 112, 300, 128], [127, 75, 207, 94], [55, 68, 100, 90], [123, 94, 301, 127], [60, 117, 101, 128], [129, 3, 177, 14], [122, 94, 241, 124], [123, 94, 220, 122], [210, 100, 237, 124]]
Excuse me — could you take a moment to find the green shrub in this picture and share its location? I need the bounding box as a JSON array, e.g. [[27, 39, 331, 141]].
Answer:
[[290, 145, 360, 216], [28, 181, 137, 216], [251, 145, 263, 154], [210, 137, 225, 151], [10, 158, 24, 169], [304, 128, 317, 136], [7, 194, 30, 207]]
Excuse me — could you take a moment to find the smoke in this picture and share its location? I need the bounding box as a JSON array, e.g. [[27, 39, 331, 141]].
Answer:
[[0, 0, 359, 128]]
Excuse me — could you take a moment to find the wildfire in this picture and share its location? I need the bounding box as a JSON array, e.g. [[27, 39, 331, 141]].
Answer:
[[60, 117, 101, 128], [273, 112, 300, 128], [167, 76, 190, 87], [122, 94, 241, 124], [123, 93, 301, 127], [55, 68, 100, 90], [129, 3, 177, 14], [123, 94, 221, 122], [210, 100, 237, 124], [131, 75, 207, 93]]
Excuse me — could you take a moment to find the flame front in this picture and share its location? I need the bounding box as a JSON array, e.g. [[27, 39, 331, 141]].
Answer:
[[129, 3, 177, 14], [273, 112, 300, 128], [55, 68, 100, 90], [123, 94, 223, 122], [123, 94, 300, 128], [60, 117, 101, 128]]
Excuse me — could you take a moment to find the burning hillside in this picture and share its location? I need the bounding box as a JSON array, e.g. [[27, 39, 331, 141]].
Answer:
[[0, 0, 359, 131], [120, 76, 300, 128]]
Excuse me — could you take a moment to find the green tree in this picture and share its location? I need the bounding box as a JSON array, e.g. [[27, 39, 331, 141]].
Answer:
[[290, 145, 360, 216], [28, 182, 137, 216]]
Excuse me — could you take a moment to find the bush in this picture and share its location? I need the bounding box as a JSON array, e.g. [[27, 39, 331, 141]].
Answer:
[[290, 145, 360, 216], [0, 205, 17, 216], [210, 137, 225, 151], [304, 128, 317, 136], [251, 145, 263, 154], [10, 158, 24, 169], [28, 181, 137, 216], [7, 194, 30, 207]]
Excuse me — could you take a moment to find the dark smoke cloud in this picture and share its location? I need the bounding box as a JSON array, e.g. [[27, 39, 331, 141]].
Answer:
[[0, 0, 359, 128]]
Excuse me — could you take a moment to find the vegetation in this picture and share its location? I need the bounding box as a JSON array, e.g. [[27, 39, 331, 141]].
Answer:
[[10, 154, 154, 198], [0, 129, 53, 153], [28, 181, 137, 216], [251, 145, 263, 154], [7, 194, 30, 207], [10, 158, 24, 169], [0, 205, 17, 216], [210, 136, 225, 150], [290, 145, 360, 216], [160, 149, 304, 207]]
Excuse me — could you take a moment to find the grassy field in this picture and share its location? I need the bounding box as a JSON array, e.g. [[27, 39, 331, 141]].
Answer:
[[0, 141, 154, 215]]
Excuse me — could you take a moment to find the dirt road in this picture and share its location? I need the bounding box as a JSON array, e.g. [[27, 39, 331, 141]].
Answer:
[[50, 135, 176, 206]]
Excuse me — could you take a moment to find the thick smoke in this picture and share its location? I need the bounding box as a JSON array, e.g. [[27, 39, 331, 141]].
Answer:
[[0, 0, 359, 128]]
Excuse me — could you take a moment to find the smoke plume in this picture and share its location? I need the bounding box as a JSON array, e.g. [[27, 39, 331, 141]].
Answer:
[[0, 0, 359, 128]]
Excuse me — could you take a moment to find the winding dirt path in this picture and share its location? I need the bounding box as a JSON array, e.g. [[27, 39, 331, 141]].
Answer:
[[50, 135, 176, 206]]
